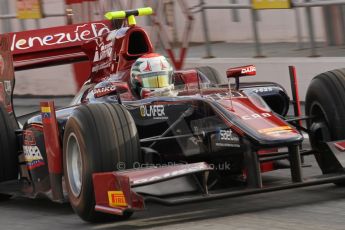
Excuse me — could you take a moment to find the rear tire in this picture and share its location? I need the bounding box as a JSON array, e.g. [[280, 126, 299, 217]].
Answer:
[[0, 104, 18, 184], [63, 103, 140, 222], [196, 66, 222, 84]]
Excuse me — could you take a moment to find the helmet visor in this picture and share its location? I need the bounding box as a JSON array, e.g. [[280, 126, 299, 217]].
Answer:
[[140, 71, 171, 88]]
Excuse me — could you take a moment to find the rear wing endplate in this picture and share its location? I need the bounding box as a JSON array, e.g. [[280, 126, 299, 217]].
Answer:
[[0, 35, 16, 123]]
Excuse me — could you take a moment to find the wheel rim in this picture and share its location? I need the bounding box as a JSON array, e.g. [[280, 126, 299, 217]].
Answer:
[[66, 133, 83, 197]]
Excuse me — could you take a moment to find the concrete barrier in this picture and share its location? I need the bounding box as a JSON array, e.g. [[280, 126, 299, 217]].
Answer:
[[14, 65, 76, 96]]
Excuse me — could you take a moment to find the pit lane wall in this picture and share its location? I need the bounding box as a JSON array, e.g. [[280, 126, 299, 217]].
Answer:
[[14, 57, 345, 101]]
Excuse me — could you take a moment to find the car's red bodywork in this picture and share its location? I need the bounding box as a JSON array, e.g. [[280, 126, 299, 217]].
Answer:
[[1, 10, 345, 222]]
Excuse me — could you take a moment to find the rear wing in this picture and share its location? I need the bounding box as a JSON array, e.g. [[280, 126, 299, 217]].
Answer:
[[0, 21, 114, 122], [8, 21, 114, 71]]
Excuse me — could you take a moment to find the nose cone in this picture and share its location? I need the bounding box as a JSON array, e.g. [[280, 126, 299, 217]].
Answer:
[[219, 97, 304, 146]]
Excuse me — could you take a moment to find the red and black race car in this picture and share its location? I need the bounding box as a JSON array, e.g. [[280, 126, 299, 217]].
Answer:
[[1, 7, 345, 222]]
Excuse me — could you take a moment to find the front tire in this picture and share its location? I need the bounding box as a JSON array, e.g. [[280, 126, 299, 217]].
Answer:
[[305, 69, 345, 146], [306, 69, 345, 185], [63, 103, 140, 222]]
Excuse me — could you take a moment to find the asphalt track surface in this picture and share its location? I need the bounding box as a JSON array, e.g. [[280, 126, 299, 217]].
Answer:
[[2, 97, 345, 230]]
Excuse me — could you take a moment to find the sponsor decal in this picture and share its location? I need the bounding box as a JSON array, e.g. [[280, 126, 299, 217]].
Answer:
[[216, 128, 240, 148], [227, 65, 256, 78], [108, 191, 127, 207], [93, 41, 112, 62], [218, 129, 239, 141], [253, 87, 273, 93], [93, 85, 117, 98], [11, 23, 110, 51], [23, 130, 45, 170], [258, 126, 293, 136], [91, 37, 113, 72], [139, 105, 168, 120], [241, 113, 271, 120], [23, 145, 45, 170], [241, 65, 256, 74], [23, 130, 36, 146], [91, 30, 121, 73]]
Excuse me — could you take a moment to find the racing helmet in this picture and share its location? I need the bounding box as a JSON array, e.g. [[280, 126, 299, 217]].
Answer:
[[130, 53, 173, 97]]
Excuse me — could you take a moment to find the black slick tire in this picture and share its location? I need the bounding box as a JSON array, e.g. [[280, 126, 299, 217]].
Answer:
[[0, 104, 18, 183], [305, 69, 345, 185], [306, 69, 345, 144], [63, 103, 140, 222], [196, 66, 222, 84]]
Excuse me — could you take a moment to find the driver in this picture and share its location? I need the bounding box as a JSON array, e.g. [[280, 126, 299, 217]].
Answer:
[[130, 53, 176, 98]]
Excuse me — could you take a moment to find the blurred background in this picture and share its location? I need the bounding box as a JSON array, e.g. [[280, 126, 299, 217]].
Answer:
[[1, 0, 345, 100]]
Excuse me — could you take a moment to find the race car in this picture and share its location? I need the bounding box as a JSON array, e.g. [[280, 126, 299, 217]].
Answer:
[[1, 7, 345, 222]]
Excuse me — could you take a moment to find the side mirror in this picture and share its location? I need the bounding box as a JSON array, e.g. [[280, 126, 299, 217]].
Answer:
[[226, 65, 256, 90], [226, 65, 256, 78]]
